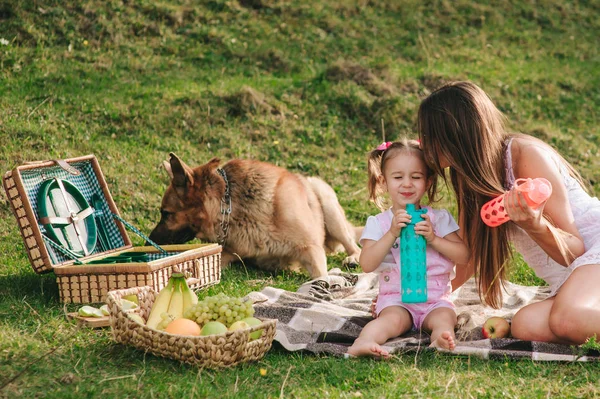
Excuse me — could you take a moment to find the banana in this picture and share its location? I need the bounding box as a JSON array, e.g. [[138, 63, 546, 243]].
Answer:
[[146, 278, 175, 329], [167, 278, 184, 320], [181, 278, 198, 314]]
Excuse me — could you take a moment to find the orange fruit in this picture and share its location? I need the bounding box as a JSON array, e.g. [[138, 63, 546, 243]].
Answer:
[[164, 318, 202, 336]]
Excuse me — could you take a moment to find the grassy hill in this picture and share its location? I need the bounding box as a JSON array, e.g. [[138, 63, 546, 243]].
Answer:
[[1, 1, 599, 397]]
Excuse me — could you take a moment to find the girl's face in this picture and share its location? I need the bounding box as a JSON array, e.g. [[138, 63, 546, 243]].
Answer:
[[382, 152, 430, 210]]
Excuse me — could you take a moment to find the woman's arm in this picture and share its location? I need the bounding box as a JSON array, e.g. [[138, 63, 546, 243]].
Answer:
[[426, 230, 473, 291], [452, 261, 474, 292], [509, 140, 585, 265], [415, 212, 473, 291], [426, 231, 470, 265], [450, 220, 473, 291]]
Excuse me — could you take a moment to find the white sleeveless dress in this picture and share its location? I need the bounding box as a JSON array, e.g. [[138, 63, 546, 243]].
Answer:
[[505, 138, 600, 296]]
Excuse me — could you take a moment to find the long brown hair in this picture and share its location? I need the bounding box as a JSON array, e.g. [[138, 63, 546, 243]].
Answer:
[[417, 81, 583, 308], [367, 138, 438, 211]]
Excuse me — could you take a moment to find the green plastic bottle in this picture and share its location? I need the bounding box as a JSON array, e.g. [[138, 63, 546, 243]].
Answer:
[[400, 204, 428, 303]]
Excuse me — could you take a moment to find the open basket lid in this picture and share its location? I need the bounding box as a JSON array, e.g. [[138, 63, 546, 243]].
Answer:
[[3, 155, 133, 273]]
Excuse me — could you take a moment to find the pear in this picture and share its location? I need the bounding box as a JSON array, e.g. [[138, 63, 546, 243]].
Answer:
[[128, 314, 146, 325], [100, 304, 110, 316], [121, 299, 138, 311], [242, 317, 264, 340], [78, 305, 104, 318]]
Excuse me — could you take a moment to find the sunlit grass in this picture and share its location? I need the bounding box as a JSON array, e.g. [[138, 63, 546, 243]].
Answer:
[[1, 0, 599, 397]]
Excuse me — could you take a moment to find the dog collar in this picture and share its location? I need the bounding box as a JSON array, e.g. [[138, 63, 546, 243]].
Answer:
[[216, 168, 232, 244]]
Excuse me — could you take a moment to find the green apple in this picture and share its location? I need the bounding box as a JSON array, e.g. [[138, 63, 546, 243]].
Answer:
[[229, 320, 250, 332], [242, 317, 263, 340], [123, 294, 139, 305], [100, 304, 110, 316], [200, 321, 228, 336]]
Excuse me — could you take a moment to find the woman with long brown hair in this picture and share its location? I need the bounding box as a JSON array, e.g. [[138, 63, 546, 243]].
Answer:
[[418, 81, 600, 344]]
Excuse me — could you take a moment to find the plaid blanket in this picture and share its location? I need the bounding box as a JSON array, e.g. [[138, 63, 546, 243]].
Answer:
[[251, 269, 600, 361]]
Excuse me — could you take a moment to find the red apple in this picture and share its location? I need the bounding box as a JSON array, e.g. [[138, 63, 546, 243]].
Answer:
[[482, 316, 510, 339]]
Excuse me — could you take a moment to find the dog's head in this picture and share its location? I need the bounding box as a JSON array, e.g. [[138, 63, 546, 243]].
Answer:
[[147, 153, 223, 245]]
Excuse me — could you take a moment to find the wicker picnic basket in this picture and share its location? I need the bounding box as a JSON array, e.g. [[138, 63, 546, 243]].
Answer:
[[3, 155, 222, 303], [106, 286, 277, 367]]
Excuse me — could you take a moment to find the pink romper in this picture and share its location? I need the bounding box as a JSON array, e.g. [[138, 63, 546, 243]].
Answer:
[[361, 207, 457, 330]]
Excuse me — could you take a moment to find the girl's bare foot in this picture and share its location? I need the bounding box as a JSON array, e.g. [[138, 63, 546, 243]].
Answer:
[[348, 338, 390, 358], [430, 331, 456, 351]]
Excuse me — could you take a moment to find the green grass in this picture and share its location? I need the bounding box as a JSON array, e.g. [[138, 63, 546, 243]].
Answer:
[[1, 0, 599, 397]]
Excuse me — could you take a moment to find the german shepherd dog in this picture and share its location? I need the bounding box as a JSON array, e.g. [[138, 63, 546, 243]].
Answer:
[[147, 153, 362, 278]]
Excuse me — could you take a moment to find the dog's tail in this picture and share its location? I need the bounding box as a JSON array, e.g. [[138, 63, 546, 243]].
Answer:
[[307, 177, 362, 256]]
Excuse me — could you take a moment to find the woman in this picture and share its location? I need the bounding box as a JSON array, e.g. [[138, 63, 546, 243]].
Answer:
[[417, 81, 600, 345]]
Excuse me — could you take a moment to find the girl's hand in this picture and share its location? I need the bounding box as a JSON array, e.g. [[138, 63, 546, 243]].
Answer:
[[504, 188, 546, 233], [389, 208, 410, 237], [414, 213, 437, 243]]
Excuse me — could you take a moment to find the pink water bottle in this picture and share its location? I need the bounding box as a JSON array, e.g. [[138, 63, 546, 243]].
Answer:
[[480, 178, 553, 227]]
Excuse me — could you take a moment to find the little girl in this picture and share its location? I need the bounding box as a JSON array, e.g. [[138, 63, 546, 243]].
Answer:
[[348, 139, 470, 357]]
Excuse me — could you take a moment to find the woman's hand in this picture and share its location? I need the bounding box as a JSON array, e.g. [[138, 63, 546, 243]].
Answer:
[[504, 188, 547, 234], [370, 295, 378, 318], [389, 208, 410, 237], [414, 213, 436, 243]]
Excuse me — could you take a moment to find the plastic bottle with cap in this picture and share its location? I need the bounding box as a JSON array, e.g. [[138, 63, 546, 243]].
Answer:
[[480, 178, 553, 227], [400, 204, 428, 303]]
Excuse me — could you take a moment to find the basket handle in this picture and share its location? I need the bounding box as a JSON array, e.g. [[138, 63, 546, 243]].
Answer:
[[24, 159, 81, 175], [42, 234, 84, 265], [111, 213, 168, 254]]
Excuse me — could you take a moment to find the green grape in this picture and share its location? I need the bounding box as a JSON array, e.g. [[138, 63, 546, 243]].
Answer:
[[183, 294, 256, 327], [156, 313, 176, 331]]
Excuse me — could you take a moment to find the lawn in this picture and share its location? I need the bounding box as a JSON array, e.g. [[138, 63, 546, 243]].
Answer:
[[1, 1, 599, 397]]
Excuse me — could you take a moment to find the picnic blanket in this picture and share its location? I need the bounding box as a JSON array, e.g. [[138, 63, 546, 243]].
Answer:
[[250, 269, 600, 361]]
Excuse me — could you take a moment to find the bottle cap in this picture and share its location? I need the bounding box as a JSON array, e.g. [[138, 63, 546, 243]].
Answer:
[[525, 178, 552, 205]]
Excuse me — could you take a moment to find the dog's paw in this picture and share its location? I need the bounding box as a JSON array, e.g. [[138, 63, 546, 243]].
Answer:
[[341, 255, 360, 269]]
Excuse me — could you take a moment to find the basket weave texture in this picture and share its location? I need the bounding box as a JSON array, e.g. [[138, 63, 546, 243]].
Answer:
[[4, 170, 47, 273], [3, 155, 222, 304], [106, 286, 277, 367], [55, 247, 221, 303]]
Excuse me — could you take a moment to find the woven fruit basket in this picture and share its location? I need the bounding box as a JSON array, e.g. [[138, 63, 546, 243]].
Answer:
[[106, 286, 277, 367]]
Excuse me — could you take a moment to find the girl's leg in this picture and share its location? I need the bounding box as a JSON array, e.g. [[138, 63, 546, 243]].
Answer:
[[348, 306, 412, 357], [512, 264, 600, 344], [421, 307, 457, 350], [549, 264, 600, 344]]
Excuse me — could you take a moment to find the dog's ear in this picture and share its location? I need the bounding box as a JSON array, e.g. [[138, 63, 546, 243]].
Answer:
[[201, 158, 221, 183], [169, 153, 194, 198], [162, 160, 174, 179], [206, 157, 221, 172]]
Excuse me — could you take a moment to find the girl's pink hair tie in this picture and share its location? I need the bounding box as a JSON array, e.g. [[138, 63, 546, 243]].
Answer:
[[376, 141, 392, 151]]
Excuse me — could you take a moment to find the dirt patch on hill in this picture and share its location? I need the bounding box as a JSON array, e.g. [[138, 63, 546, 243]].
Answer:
[[224, 86, 285, 117], [325, 61, 396, 97]]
